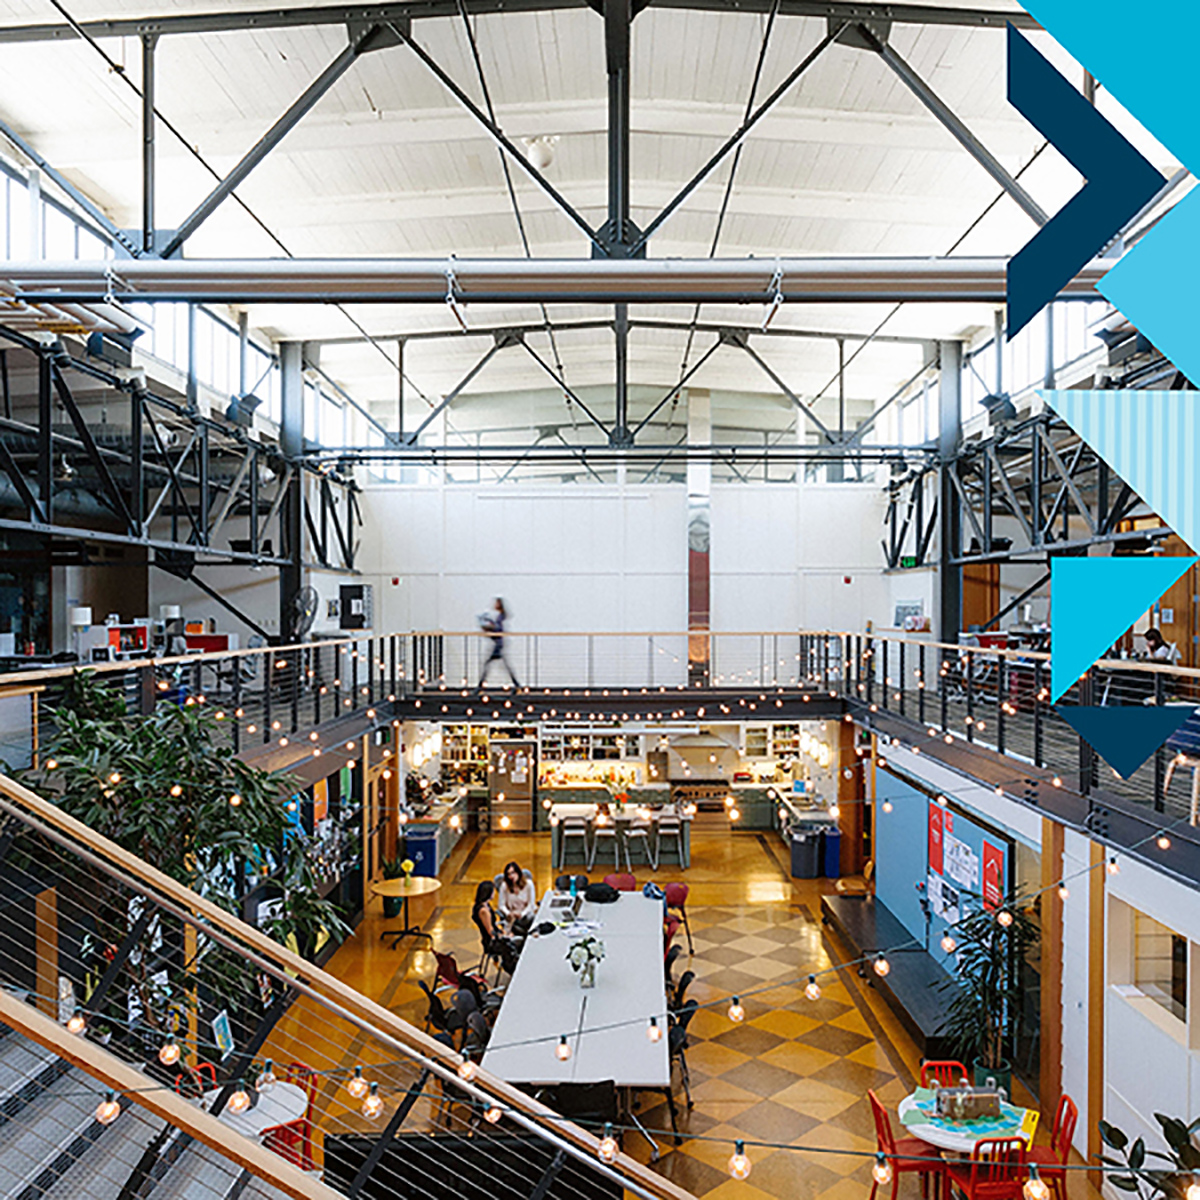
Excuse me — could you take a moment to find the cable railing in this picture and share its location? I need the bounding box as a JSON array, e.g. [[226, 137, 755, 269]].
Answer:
[[0, 771, 696, 1200]]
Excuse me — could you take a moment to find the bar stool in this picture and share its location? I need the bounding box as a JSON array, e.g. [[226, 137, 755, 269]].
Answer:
[[557, 816, 590, 869], [588, 812, 621, 871], [654, 808, 685, 869], [624, 815, 655, 871]]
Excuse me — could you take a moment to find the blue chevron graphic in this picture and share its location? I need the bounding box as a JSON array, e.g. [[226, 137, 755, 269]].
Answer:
[[1056, 705, 1196, 779], [1040, 390, 1199, 554], [1006, 26, 1163, 340], [1020, 2, 1197, 377]]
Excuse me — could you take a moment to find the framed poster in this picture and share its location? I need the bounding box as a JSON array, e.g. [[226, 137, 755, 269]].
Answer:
[[212, 1009, 235, 1060]]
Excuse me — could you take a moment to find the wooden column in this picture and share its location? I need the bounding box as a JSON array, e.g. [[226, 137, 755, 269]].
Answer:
[[1039, 817, 1064, 1111], [836, 718, 863, 875], [1087, 839, 1106, 1184], [34, 887, 58, 1018]]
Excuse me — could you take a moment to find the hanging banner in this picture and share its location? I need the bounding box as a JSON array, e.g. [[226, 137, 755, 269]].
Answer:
[[982, 840, 1005, 909], [928, 804, 944, 876]]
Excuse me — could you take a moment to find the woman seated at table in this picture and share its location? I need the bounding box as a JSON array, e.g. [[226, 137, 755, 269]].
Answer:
[[497, 860, 536, 933], [472, 880, 521, 975]]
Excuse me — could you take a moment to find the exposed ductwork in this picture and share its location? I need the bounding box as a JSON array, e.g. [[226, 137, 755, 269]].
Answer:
[[0, 256, 1107, 306]]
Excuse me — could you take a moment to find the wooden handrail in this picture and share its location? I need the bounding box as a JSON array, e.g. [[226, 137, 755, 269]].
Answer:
[[0, 773, 698, 1200], [0, 988, 340, 1200]]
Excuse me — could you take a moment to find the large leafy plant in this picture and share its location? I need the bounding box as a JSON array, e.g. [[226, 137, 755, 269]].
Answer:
[[27, 672, 349, 1035], [1100, 1114, 1200, 1197], [939, 898, 1039, 1070]]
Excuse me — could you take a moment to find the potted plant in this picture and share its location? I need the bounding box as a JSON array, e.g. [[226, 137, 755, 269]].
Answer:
[[566, 935, 605, 989], [938, 898, 1038, 1096], [379, 855, 413, 918], [1100, 1113, 1200, 1197]]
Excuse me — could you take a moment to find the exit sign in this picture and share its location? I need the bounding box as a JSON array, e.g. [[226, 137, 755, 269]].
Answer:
[[899, 555, 918, 569]]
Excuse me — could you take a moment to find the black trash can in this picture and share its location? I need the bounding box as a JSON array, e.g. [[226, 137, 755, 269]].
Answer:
[[821, 828, 842, 878], [790, 830, 820, 879]]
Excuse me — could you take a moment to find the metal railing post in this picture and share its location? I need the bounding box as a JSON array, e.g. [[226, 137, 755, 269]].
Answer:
[[997, 655, 1007, 756], [918, 644, 926, 724], [966, 650, 975, 742], [898, 640, 906, 717], [1154, 672, 1166, 812], [1033, 660, 1045, 767]]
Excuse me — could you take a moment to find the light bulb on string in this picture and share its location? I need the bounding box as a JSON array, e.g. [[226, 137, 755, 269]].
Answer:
[[1023, 1164, 1050, 1200], [728, 997, 745, 1023], [872, 1153, 893, 1186], [95, 1090, 121, 1126], [996, 910, 1014, 928], [1157, 833, 1171, 850], [556, 1036, 572, 1061], [347, 1065, 370, 1099], [874, 954, 890, 977], [941, 933, 957, 954], [597, 1123, 619, 1163], [257, 1060, 277, 1093], [66, 1008, 86, 1035], [728, 1140, 751, 1180], [1186, 1176, 1200, 1200], [457, 1054, 477, 1082], [485, 1105, 502, 1124], [1107, 856, 1120, 875], [647, 1017, 662, 1042], [804, 975, 821, 1001], [227, 1081, 251, 1114], [1057, 882, 1069, 900], [882, 800, 893, 814], [363, 1081, 385, 1120], [158, 1035, 181, 1066]]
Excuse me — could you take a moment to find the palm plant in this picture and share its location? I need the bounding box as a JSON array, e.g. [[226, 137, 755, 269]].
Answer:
[[939, 897, 1039, 1078]]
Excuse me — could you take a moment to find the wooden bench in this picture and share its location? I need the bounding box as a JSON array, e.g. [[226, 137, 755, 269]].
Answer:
[[821, 893, 957, 1060]]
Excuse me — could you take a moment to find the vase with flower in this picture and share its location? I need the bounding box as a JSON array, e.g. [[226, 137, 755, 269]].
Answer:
[[566, 936, 605, 989]]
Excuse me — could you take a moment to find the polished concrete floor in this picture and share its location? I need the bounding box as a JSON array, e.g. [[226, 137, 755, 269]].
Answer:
[[308, 828, 1097, 1200]]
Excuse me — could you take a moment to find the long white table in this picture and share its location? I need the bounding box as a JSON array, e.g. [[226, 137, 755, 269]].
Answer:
[[482, 889, 670, 1088]]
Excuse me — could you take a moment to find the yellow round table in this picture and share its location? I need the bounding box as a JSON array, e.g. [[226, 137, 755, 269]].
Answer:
[[372, 876, 442, 949]]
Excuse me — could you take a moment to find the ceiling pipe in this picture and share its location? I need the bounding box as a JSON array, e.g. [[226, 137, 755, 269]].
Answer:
[[0, 257, 1108, 306]]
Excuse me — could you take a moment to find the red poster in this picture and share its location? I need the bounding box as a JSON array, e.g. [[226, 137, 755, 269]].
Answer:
[[928, 804, 944, 876], [982, 841, 1004, 910]]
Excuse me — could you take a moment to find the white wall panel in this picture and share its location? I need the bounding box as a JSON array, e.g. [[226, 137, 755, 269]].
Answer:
[[1061, 828, 1092, 1157]]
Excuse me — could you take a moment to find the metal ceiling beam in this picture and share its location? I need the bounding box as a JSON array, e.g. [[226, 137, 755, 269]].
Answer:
[[300, 441, 925, 462], [5, 257, 1107, 304], [731, 336, 836, 441], [160, 23, 393, 258], [0, 1, 1038, 42]]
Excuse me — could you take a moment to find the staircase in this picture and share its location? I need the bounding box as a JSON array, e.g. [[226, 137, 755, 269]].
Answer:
[[0, 773, 697, 1200]]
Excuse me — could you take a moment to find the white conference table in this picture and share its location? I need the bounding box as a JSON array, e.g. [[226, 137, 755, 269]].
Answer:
[[482, 889, 670, 1089]]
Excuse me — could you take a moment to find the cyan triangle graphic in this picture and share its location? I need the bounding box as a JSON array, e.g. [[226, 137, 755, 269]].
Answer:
[[1051, 558, 1195, 703], [1040, 390, 1199, 554], [1056, 705, 1196, 779]]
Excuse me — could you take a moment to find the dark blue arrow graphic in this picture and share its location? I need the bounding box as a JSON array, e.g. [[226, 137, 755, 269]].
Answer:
[[1006, 24, 1164, 339], [1056, 705, 1196, 780]]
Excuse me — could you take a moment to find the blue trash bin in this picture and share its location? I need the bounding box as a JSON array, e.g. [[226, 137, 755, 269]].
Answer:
[[406, 829, 439, 877], [822, 828, 842, 878]]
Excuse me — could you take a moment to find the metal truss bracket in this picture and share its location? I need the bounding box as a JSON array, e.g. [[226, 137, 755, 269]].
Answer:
[[445, 259, 468, 331], [492, 328, 525, 349], [762, 259, 784, 330], [717, 327, 751, 349], [592, 216, 647, 259], [348, 15, 405, 48], [831, 17, 892, 48]]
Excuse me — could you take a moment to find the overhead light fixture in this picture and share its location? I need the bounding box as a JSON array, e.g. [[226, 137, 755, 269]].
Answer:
[[524, 136, 558, 170], [224, 392, 263, 427], [980, 392, 1017, 424]]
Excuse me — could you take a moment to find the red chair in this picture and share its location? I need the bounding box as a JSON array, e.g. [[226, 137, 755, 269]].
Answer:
[[283, 1062, 318, 1111], [663, 882, 694, 955], [944, 1137, 1027, 1200], [1026, 1094, 1078, 1200], [920, 1060, 969, 1088], [434, 950, 462, 992], [868, 1089, 944, 1200], [603, 873, 638, 892], [174, 1061, 217, 1096], [262, 1119, 315, 1170], [663, 915, 681, 950]]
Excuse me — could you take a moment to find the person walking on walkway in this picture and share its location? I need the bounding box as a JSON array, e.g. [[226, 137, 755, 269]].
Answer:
[[478, 597, 520, 688]]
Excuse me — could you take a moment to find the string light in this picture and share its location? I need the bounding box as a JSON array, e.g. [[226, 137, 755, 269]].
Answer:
[[1186, 1177, 1200, 1200], [45, 758, 57, 770], [228, 794, 242, 807], [728, 1140, 751, 1180], [647, 1017, 662, 1042], [1157, 833, 1171, 850], [556, 1036, 572, 1061], [941, 934, 957, 954], [1024, 1164, 1050, 1200], [1107, 856, 1120, 875], [828, 803, 840, 820], [95, 1090, 121, 1125], [729, 808, 741, 822], [873, 1153, 893, 1186], [347, 1066, 370, 1099], [882, 800, 893, 813], [66, 1008, 86, 1035], [457, 1054, 477, 1082], [170, 784, 182, 797], [996, 910, 1013, 928], [158, 1035, 181, 1066], [873, 954, 890, 978], [109, 772, 121, 784], [728, 997, 745, 1023], [485, 1105, 503, 1124], [227, 1081, 251, 1114], [363, 1081, 384, 1120], [1058, 882, 1069, 901], [598, 1122, 619, 1163], [804, 976, 821, 1001], [257, 1060, 277, 1093]]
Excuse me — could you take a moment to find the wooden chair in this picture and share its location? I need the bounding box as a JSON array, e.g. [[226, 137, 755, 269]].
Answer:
[[920, 1060, 969, 1088], [836, 859, 875, 895], [1026, 1094, 1078, 1200], [867, 1089, 944, 1200], [944, 1137, 1027, 1200]]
